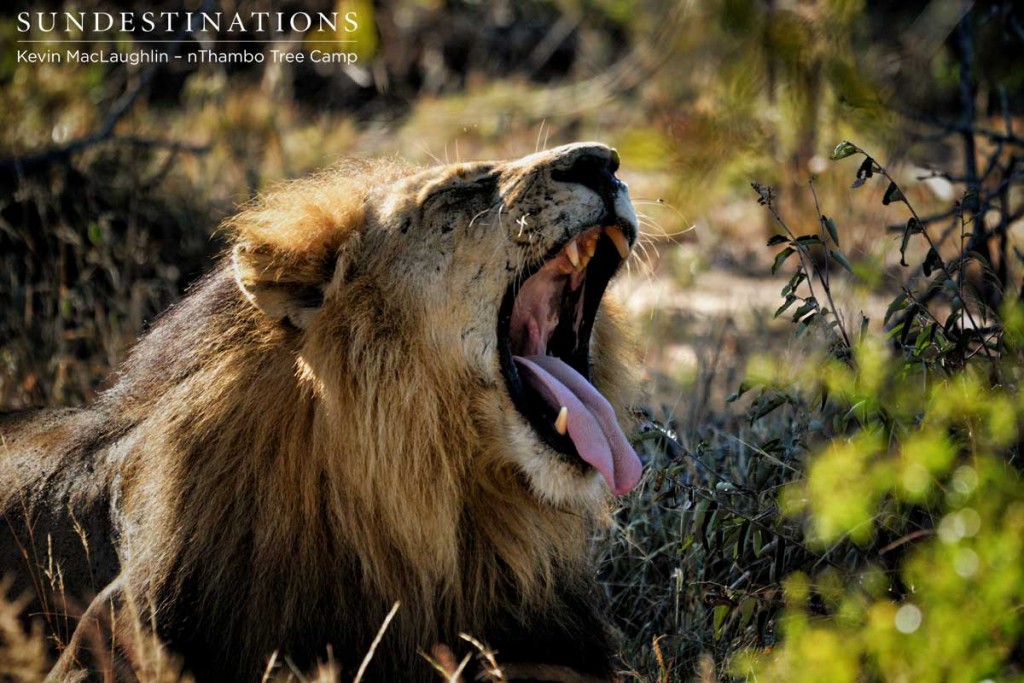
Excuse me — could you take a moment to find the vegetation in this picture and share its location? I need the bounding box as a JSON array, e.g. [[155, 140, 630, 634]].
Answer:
[[2, 0, 1023, 680]]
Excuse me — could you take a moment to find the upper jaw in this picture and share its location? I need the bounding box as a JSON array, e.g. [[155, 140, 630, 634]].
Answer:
[[546, 224, 632, 277]]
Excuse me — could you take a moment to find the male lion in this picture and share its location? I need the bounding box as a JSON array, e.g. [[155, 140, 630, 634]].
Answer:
[[0, 143, 644, 682]]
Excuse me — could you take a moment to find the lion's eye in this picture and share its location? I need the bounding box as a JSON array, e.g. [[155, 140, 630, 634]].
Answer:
[[420, 177, 498, 223], [436, 176, 497, 199]]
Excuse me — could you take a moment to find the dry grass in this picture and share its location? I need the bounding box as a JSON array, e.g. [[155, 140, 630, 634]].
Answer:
[[0, 578, 48, 683]]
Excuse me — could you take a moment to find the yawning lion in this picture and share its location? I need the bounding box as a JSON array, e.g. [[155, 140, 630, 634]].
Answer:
[[0, 143, 643, 682]]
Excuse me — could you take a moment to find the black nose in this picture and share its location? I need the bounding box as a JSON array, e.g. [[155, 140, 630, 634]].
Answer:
[[551, 147, 623, 199]]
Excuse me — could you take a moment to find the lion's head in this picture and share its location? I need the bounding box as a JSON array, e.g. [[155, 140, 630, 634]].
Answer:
[[229, 142, 642, 507]]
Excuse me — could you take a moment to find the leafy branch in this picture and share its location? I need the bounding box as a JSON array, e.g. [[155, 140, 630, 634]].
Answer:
[[831, 140, 1000, 372]]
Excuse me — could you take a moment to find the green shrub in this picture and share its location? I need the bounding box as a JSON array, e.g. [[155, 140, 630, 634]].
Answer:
[[737, 142, 1024, 681], [607, 140, 1023, 681]]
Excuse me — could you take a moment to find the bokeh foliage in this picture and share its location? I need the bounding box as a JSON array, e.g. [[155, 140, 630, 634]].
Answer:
[[744, 347, 1024, 682]]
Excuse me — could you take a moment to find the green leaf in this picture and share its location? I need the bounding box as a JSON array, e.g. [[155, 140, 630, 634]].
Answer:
[[795, 234, 823, 245], [852, 157, 875, 189], [830, 249, 853, 272], [884, 292, 908, 324], [770, 537, 787, 583], [693, 501, 708, 543], [738, 598, 756, 629], [700, 505, 718, 551], [792, 298, 818, 322], [843, 400, 869, 425], [923, 248, 943, 277], [899, 217, 920, 267], [882, 181, 905, 206], [737, 520, 751, 556], [830, 140, 859, 160], [901, 303, 919, 346], [772, 247, 796, 275], [885, 321, 905, 340], [713, 604, 730, 639], [775, 294, 799, 319], [767, 234, 789, 246], [87, 222, 104, 246], [943, 309, 961, 337], [726, 381, 752, 403], [823, 216, 840, 246], [781, 271, 807, 298], [752, 393, 789, 422]]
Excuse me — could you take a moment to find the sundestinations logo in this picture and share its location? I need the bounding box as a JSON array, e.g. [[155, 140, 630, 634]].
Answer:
[[15, 10, 365, 66], [16, 11, 359, 35]]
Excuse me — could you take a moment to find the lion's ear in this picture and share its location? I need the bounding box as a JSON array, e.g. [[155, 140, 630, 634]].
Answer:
[[232, 244, 337, 329], [228, 179, 366, 329]]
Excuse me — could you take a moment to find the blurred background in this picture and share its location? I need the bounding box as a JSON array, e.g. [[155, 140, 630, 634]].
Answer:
[[8, 0, 1022, 410], [2, 1, 1023, 680]]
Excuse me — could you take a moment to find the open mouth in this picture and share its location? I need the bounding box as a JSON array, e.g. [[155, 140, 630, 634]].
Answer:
[[498, 225, 642, 496]]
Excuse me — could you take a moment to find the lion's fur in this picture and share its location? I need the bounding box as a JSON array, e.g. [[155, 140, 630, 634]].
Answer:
[[1, 144, 640, 681]]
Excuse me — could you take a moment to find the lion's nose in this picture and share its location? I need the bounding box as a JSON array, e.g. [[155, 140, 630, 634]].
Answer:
[[551, 145, 625, 199]]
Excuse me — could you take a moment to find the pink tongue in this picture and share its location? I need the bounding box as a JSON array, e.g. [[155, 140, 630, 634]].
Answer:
[[512, 355, 642, 495]]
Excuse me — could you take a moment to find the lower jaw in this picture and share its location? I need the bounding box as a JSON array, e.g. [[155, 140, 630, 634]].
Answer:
[[504, 424, 608, 507]]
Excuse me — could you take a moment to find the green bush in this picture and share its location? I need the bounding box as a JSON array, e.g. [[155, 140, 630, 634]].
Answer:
[[732, 143, 1024, 680], [606, 140, 1023, 681]]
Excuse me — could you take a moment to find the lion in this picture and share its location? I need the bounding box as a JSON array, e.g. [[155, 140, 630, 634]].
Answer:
[[0, 142, 644, 682]]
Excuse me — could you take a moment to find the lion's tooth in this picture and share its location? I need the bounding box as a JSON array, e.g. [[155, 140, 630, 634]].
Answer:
[[565, 241, 580, 269], [605, 227, 630, 259], [554, 406, 569, 435], [584, 238, 597, 258]]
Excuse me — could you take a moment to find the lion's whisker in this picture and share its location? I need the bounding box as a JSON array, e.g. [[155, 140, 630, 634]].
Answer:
[[629, 197, 686, 219], [633, 234, 662, 276], [417, 143, 442, 165]]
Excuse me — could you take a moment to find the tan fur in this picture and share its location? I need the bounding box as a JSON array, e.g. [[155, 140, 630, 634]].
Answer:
[[1, 143, 640, 682]]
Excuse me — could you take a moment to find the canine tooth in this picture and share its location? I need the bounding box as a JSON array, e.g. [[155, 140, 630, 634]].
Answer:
[[554, 406, 569, 435], [605, 227, 630, 259], [565, 241, 580, 269], [584, 238, 597, 257]]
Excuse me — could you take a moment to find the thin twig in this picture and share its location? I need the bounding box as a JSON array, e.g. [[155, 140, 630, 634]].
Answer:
[[809, 178, 851, 348]]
